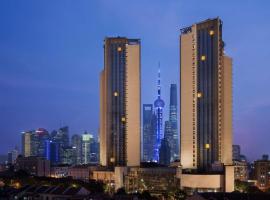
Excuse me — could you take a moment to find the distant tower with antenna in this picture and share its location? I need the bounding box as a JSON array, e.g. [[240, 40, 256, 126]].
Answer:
[[153, 63, 165, 162]]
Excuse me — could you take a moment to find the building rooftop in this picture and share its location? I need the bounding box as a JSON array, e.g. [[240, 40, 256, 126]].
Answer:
[[189, 192, 270, 200]]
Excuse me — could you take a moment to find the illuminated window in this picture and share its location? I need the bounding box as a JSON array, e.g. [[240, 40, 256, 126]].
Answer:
[[209, 30, 214, 36], [197, 92, 202, 98], [201, 55, 206, 61], [205, 144, 210, 149], [114, 92, 118, 97], [121, 117, 126, 122], [117, 47, 122, 52], [110, 157, 115, 163]]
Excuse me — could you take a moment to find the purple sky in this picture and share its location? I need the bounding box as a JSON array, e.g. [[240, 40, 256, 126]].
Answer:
[[0, 0, 270, 161]]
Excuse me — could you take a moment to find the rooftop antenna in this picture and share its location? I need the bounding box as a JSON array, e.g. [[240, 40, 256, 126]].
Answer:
[[157, 62, 161, 98]]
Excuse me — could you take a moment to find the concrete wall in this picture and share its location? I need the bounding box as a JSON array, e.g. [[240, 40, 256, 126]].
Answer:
[[221, 56, 233, 165], [181, 174, 224, 190], [126, 43, 141, 167], [180, 25, 198, 169], [99, 70, 107, 166]]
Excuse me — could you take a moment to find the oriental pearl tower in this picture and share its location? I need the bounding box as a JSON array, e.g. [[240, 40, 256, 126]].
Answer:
[[153, 65, 165, 162]]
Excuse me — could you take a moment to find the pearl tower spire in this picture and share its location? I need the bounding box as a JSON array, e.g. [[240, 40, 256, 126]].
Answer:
[[153, 63, 165, 162]]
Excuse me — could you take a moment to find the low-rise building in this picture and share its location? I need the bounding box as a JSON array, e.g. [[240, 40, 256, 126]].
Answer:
[[187, 193, 270, 200], [15, 156, 50, 177], [92, 170, 115, 193], [68, 164, 100, 182], [124, 165, 178, 195], [50, 164, 70, 178], [254, 155, 270, 191], [15, 185, 91, 200], [234, 160, 248, 181], [180, 165, 234, 194]]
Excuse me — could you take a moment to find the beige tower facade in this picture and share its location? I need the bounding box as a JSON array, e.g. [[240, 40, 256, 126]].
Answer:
[[22, 131, 32, 157], [100, 37, 141, 167], [180, 18, 232, 171]]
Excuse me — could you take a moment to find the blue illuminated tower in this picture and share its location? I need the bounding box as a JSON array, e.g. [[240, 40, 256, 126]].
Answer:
[[153, 66, 165, 162]]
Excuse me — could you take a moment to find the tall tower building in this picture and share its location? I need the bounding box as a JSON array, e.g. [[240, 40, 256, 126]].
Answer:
[[45, 140, 60, 164], [100, 37, 141, 167], [159, 138, 171, 166], [21, 130, 35, 157], [36, 128, 50, 157], [180, 18, 232, 171], [164, 84, 179, 162], [232, 145, 241, 161], [56, 126, 69, 147], [71, 134, 82, 164], [142, 104, 155, 162], [153, 68, 165, 162], [82, 132, 93, 164]]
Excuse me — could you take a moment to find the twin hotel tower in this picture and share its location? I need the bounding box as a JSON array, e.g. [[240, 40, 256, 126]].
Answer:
[[100, 18, 234, 191]]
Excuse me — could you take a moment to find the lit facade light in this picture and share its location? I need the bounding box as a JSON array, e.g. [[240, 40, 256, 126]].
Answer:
[[117, 47, 122, 52], [205, 143, 210, 149], [110, 157, 115, 163], [197, 92, 203, 98], [114, 92, 118, 97], [209, 30, 214, 36], [121, 117, 126, 122], [201, 55, 206, 61]]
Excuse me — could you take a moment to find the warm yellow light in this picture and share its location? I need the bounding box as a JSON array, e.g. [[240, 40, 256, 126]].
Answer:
[[201, 55, 206, 61], [114, 92, 118, 97], [117, 47, 122, 52], [121, 117, 126, 122], [110, 157, 115, 163], [205, 144, 210, 149], [209, 30, 214, 35], [197, 92, 202, 98], [15, 182, 21, 189]]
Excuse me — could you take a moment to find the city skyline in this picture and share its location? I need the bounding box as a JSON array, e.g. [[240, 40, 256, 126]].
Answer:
[[1, 0, 270, 162]]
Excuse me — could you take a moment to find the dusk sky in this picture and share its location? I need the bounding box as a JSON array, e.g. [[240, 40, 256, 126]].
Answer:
[[0, 0, 269, 161]]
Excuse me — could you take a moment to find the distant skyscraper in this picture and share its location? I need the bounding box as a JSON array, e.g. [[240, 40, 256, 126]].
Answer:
[[61, 146, 76, 165], [169, 84, 178, 161], [100, 37, 141, 167], [90, 137, 99, 163], [8, 146, 19, 164], [71, 134, 82, 165], [56, 126, 69, 147], [52, 126, 69, 162], [142, 104, 156, 162], [232, 145, 241, 161], [36, 128, 50, 157], [45, 140, 60, 165], [180, 18, 232, 171], [164, 84, 179, 162], [82, 132, 93, 164], [159, 138, 171, 166], [153, 68, 165, 162], [22, 130, 35, 157]]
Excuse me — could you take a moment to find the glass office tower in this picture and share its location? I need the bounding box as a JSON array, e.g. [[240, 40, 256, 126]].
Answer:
[[142, 104, 156, 162]]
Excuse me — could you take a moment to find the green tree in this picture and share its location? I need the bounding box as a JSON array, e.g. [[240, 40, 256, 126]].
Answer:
[[174, 189, 187, 200], [234, 180, 249, 192]]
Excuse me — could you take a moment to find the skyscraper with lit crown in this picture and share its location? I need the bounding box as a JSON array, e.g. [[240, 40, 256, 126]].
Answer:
[[100, 37, 141, 167]]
